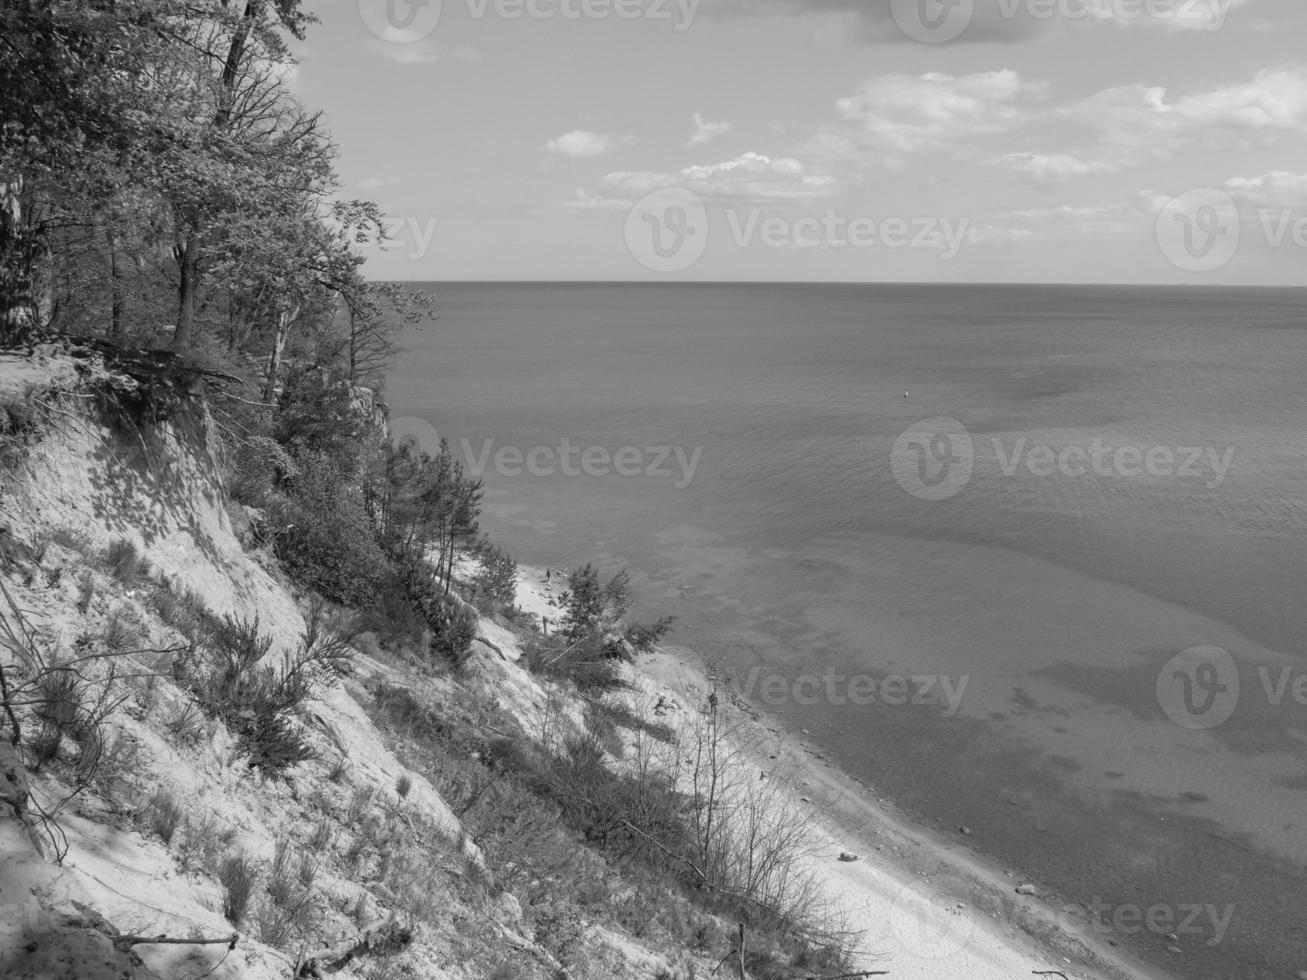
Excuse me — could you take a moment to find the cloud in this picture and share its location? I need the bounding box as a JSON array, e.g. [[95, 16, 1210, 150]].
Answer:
[[688, 112, 733, 147], [360, 176, 404, 190], [982, 65, 1307, 179], [452, 44, 483, 62], [597, 151, 835, 203], [559, 188, 633, 210], [545, 130, 627, 158], [1225, 171, 1307, 207], [1062, 65, 1307, 160], [824, 70, 1045, 156], [706, 0, 1256, 42], [990, 151, 1115, 180], [972, 198, 1150, 244]]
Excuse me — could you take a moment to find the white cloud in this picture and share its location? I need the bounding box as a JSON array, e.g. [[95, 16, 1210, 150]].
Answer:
[[559, 188, 633, 210], [360, 176, 404, 190], [1225, 171, 1307, 207], [827, 70, 1046, 156], [972, 199, 1149, 244], [545, 130, 625, 158], [1066, 66, 1307, 153], [992, 151, 1113, 180], [598, 151, 835, 203], [688, 112, 733, 148], [986, 65, 1307, 179], [452, 44, 483, 63]]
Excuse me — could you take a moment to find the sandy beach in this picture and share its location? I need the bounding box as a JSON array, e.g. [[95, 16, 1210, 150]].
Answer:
[[513, 563, 1172, 980]]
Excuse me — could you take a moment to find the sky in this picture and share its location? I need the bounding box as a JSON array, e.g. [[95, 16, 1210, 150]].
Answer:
[[295, 0, 1307, 283]]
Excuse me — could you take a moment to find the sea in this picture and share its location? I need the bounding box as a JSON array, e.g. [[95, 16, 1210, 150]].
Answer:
[[387, 282, 1307, 980]]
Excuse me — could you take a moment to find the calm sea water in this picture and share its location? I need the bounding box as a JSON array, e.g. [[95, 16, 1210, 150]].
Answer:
[[389, 283, 1307, 980]]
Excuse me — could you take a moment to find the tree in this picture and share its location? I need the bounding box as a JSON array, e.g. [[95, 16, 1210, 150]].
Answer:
[[558, 565, 675, 658], [380, 440, 483, 594], [335, 281, 438, 389]]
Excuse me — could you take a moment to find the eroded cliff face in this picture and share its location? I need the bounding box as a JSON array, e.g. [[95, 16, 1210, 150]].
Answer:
[[0, 353, 484, 979]]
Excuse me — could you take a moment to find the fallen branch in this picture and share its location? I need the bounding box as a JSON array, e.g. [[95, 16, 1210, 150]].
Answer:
[[111, 933, 238, 953], [68, 902, 238, 955], [293, 912, 412, 977]]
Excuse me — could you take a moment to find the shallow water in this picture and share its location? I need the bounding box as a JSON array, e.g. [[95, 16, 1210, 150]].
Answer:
[[390, 282, 1307, 979]]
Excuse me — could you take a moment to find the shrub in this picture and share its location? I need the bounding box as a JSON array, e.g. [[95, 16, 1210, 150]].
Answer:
[[104, 538, 148, 588], [356, 570, 428, 653], [526, 634, 627, 693], [402, 568, 477, 664], [28, 666, 106, 773], [328, 754, 349, 783], [219, 854, 260, 926], [164, 702, 207, 746], [308, 815, 337, 852], [275, 451, 388, 606], [0, 388, 40, 470], [151, 580, 207, 641], [230, 435, 296, 509], [102, 612, 142, 655], [177, 813, 235, 874], [532, 904, 586, 965], [472, 542, 518, 605], [144, 787, 184, 845], [185, 612, 349, 773], [75, 571, 95, 614]]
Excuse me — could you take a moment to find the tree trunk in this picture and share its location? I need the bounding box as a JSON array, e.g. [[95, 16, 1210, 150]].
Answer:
[[107, 224, 124, 338], [172, 236, 200, 350], [0, 178, 39, 343], [216, 2, 263, 127], [263, 304, 299, 404]]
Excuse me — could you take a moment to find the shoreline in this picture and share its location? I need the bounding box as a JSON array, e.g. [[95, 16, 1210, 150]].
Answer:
[[512, 564, 1173, 980]]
